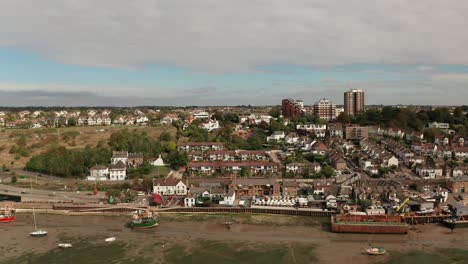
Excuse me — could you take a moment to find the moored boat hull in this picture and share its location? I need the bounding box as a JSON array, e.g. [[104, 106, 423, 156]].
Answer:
[[443, 219, 468, 229], [0, 215, 15, 223], [128, 218, 159, 229], [30, 230, 48, 237]]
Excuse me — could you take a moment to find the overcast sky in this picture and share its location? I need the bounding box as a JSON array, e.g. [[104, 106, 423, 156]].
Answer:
[[1, 0, 468, 106]]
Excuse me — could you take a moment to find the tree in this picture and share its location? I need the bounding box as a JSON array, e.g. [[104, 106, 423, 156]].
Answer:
[[167, 151, 188, 170], [240, 167, 250, 177], [358, 199, 372, 208], [11, 175, 17, 183], [141, 176, 154, 193], [159, 131, 173, 142], [268, 106, 281, 118], [321, 166, 335, 178], [67, 118, 77, 126]]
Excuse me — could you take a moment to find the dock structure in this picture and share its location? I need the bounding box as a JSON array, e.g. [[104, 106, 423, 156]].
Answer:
[[402, 214, 452, 225], [166, 207, 336, 217]]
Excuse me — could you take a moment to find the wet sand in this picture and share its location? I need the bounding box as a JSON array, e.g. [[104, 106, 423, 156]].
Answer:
[[1, 213, 467, 263]]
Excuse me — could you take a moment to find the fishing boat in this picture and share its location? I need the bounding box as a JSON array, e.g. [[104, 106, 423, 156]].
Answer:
[[30, 208, 48, 237], [0, 207, 15, 223], [58, 243, 73, 248], [128, 209, 159, 229], [366, 247, 386, 255]]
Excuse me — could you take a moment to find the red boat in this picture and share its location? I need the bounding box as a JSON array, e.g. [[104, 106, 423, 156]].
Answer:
[[0, 207, 15, 223]]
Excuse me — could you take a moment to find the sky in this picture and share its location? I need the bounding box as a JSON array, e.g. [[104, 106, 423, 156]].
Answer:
[[1, 0, 468, 106]]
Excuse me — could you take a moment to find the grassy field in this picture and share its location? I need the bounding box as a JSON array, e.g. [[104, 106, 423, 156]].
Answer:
[[381, 248, 468, 264], [0, 125, 176, 170]]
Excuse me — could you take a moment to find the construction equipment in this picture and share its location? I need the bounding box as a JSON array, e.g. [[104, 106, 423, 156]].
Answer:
[[395, 197, 410, 213]]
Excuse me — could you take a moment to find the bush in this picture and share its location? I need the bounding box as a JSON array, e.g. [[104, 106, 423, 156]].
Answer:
[[11, 175, 17, 183]]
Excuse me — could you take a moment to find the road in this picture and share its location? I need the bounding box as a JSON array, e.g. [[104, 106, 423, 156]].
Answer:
[[0, 183, 105, 203]]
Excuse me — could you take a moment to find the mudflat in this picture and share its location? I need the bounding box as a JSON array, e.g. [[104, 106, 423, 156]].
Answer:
[[0, 213, 467, 264]]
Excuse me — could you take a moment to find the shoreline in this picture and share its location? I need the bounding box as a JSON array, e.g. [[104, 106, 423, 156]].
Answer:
[[1, 212, 467, 264]]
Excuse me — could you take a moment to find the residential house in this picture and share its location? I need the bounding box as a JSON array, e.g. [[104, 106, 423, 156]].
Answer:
[[452, 166, 468, 177], [328, 151, 347, 170], [186, 161, 280, 176], [236, 150, 270, 161], [378, 127, 405, 139], [109, 161, 127, 180], [153, 179, 188, 195], [284, 132, 299, 144], [435, 135, 449, 146], [282, 181, 300, 196], [328, 123, 343, 138], [128, 153, 144, 168], [447, 175, 467, 194], [285, 162, 321, 175], [311, 141, 328, 155], [87, 165, 109, 181], [219, 191, 236, 206], [201, 120, 220, 131], [381, 154, 399, 168], [229, 178, 280, 197], [428, 122, 449, 129], [453, 146, 468, 159], [415, 165, 443, 179], [267, 131, 285, 142], [206, 150, 236, 161], [111, 151, 128, 165], [345, 125, 369, 140], [177, 142, 225, 152], [148, 155, 166, 166], [296, 123, 327, 138], [451, 135, 465, 148]]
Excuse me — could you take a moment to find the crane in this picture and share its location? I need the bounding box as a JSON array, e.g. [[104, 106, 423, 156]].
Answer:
[[395, 197, 410, 213]]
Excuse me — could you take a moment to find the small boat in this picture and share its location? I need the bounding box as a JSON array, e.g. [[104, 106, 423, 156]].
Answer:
[[128, 210, 159, 229], [30, 208, 48, 237], [58, 243, 73, 248], [105, 237, 116, 242], [366, 247, 386, 255], [31, 230, 48, 237], [0, 207, 15, 223]]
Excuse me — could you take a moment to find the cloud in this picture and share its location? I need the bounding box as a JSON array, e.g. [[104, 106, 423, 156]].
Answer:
[[1, 0, 468, 72]]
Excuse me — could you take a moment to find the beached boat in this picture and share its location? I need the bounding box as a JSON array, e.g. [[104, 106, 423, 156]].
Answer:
[[443, 217, 468, 229], [105, 237, 116, 242], [366, 247, 386, 255], [0, 207, 15, 223], [128, 209, 159, 229], [30, 208, 48, 237], [58, 243, 73, 248]]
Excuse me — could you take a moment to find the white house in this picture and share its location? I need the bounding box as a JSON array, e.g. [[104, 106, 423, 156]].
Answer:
[[87, 165, 109, 181], [201, 120, 220, 131], [428, 122, 449, 129], [382, 154, 399, 168], [149, 155, 166, 166], [267, 131, 285, 142], [326, 195, 337, 209], [153, 179, 187, 196], [285, 133, 299, 144], [296, 124, 327, 138], [219, 191, 236, 206], [184, 196, 196, 207], [109, 161, 126, 180], [111, 151, 128, 165], [193, 111, 210, 119]]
